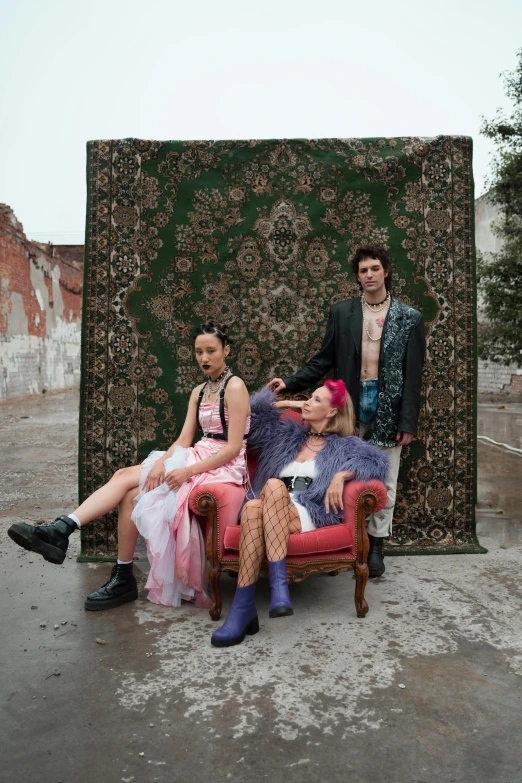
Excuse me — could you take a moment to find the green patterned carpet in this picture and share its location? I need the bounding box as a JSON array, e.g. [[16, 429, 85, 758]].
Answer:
[[80, 137, 482, 558]]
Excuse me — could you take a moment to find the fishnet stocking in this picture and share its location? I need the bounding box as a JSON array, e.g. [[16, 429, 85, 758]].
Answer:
[[237, 500, 265, 587], [260, 479, 300, 562]]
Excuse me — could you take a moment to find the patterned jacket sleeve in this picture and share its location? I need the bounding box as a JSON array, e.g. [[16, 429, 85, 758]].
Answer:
[[398, 311, 425, 435]]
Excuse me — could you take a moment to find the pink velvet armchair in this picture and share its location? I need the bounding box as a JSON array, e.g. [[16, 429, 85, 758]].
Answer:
[[188, 412, 387, 621]]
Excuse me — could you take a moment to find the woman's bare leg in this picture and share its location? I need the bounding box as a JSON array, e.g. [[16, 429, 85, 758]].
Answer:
[[117, 487, 141, 561], [72, 465, 142, 525], [237, 500, 265, 587], [260, 478, 300, 561], [83, 485, 141, 610], [8, 460, 145, 575]]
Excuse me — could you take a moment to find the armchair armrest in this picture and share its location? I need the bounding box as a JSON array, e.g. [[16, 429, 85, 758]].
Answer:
[[342, 478, 387, 562], [188, 481, 246, 561], [188, 482, 246, 621], [342, 479, 387, 512], [188, 482, 246, 524]]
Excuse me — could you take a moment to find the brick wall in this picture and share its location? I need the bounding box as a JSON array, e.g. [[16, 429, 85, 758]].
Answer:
[[0, 204, 83, 401]]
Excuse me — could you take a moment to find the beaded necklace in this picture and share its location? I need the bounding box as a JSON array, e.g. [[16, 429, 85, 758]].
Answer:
[[362, 291, 390, 312], [361, 293, 390, 343]]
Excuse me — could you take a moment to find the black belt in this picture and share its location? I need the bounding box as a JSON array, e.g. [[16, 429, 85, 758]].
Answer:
[[282, 476, 313, 493]]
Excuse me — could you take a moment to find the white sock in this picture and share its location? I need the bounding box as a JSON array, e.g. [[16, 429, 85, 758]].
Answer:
[[68, 513, 81, 528], [117, 559, 133, 565]]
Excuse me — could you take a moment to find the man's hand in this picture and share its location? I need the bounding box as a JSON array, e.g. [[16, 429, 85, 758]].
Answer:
[[395, 431, 414, 447], [165, 467, 190, 491], [144, 461, 165, 492], [268, 378, 286, 393], [324, 470, 354, 514]]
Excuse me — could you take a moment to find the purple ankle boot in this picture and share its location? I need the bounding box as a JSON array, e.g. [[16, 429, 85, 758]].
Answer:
[[211, 584, 259, 648], [268, 559, 294, 618]]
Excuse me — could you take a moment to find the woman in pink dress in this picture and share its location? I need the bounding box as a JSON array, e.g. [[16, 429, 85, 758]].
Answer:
[[8, 323, 251, 611]]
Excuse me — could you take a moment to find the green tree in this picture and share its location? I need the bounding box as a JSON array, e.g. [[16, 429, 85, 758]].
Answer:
[[478, 48, 522, 367]]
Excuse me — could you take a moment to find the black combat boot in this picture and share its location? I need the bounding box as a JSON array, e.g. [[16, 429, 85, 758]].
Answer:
[[368, 534, 385, 577], [84, 563, 138, 611], [8, 515, 78, 565]]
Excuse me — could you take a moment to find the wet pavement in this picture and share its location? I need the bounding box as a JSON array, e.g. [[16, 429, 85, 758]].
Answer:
[[477, 403, 522, 544], [1, 391, 522, 783], [478, 403, 522, 452]]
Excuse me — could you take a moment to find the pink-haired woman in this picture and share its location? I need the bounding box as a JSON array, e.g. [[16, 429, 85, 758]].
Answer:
[[211, 380, 389, 647]]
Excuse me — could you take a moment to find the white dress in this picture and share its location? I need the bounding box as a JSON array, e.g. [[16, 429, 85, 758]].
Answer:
[[278, 458, 317, 532]]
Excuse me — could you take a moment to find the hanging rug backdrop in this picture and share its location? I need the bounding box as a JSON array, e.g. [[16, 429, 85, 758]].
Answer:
[[80, 136, 482, 559]]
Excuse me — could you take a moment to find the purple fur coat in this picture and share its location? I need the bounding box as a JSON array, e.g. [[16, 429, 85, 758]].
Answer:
[[248, 387, 389, 528]]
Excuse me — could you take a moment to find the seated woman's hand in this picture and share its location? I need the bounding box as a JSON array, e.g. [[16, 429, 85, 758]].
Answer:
[[273, 399, 304, 410], [324, 470, 354, 514], [165, 467, 190, 491], [144, 461, 166, 492]]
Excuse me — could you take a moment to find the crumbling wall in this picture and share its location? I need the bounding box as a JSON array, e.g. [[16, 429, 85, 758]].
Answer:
[[0, 205, 83, 401]]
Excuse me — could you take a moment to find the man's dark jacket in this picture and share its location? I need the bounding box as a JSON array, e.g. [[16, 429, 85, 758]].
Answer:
[[283, 296, 425, 448]]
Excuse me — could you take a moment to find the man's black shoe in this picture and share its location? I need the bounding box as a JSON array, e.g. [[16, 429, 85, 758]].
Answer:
[[8, 515, 77, 565], [368, 534, 385, 578], [84, 563, 138, 611]]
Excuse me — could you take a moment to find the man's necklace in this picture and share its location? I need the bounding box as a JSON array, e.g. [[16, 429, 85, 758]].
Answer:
[[362, 291, 390, 312], [362, 295, 389, 343]]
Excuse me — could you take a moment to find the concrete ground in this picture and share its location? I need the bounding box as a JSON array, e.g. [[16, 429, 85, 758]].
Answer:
[[1, 391, 522, 783]]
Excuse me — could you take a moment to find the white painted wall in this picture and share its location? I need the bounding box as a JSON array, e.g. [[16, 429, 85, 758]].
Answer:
[[0, 329, 81, 401], [0, 242, 82, 402]]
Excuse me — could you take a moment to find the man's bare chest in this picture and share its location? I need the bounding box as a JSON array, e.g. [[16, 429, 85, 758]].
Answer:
[[360, 303, 389, 375], [361, 306, 389, 346]]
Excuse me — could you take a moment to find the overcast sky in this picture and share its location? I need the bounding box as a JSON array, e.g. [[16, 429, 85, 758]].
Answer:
[[0, 0, 520, 244]]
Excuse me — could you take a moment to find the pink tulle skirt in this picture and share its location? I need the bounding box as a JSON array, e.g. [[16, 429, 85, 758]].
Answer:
[[132, 440, 247, 608]]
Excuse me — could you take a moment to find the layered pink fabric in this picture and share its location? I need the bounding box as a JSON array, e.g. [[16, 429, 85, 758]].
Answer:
[[132, 404, 249, 608]]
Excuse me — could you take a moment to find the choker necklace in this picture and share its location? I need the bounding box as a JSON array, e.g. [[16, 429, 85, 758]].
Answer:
[[308, 431, 325, 437], [205, 367, 231, 394], [362, 291, 390, 312]]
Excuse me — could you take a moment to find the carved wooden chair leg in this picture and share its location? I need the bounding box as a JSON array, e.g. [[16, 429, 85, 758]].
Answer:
[[354, 562, 369, 618], [208, 567, 222, 621], [354, 489, 376, 618]]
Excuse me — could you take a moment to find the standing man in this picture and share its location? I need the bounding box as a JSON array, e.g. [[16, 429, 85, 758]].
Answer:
[[269, 245, 425, 577]]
